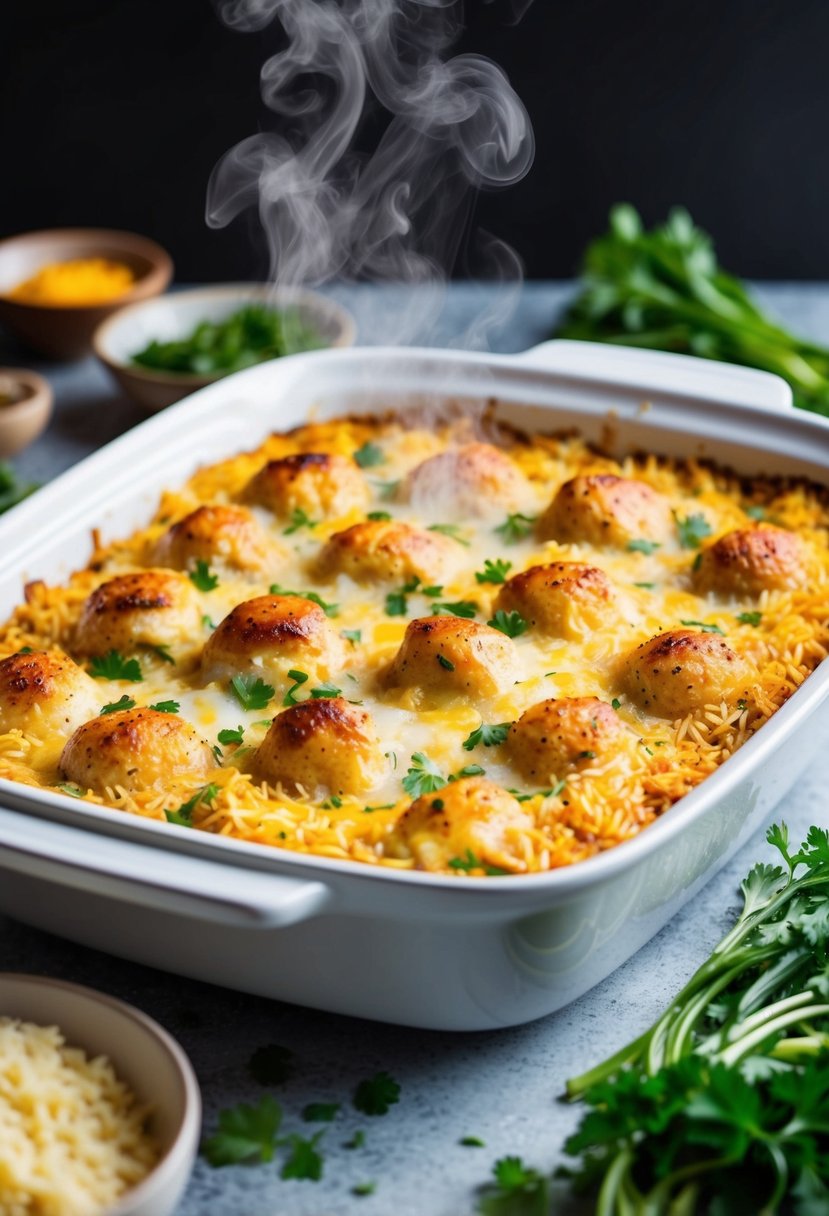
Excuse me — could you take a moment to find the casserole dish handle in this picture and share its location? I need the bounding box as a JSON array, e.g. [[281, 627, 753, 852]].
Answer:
[[516, 339, 793, 413], [0, 807, 330, 929]]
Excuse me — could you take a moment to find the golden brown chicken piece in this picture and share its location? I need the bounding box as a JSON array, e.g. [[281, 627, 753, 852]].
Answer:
[[201, 594, 345, 687], [508, 696, 623, 781], [494, 562, 614, 638], [402, 442, 528, 518], [245, 453, 370, 519], [60, 708, 215, 795], [693, 526, 807, 597], [255, 697, 384, 796], [623, 628, 752, 718], [154, 505, 281, 576], [538, 474, 674, 549], [386, 616, 517, 701], [0, 650, 101, 739], [317, 519, 460, 586], [74, 571, 203, 658]]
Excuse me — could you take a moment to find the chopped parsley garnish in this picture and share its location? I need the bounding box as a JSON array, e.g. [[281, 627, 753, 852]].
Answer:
[[579, 749, 597, 760], [385, 589, 408, 616], [164, 782, 219, 828], [353, 1071, 401, 1116], [269, 585, 339, 618], [311, 681, 342, 699], [302, 1102, 341, 1123], [428, 522, 470, 546], [509, 779, 566, 802], [18, 646, 33, 654], [283, 669, 309, 706], [352, 1181, 376, 1197], [437, 654, 455, 671], [611, 698, 622, 710], [249, 1043, 294, 1085], [487, 609, 528, 638], [692, 551, 703, 571], [189, 559, 219, 591], [376, 478, 400, 500], [202, 614, 217, 630], [146, 642, 175, 665], [737, 610, 763, 626], [218, 725, 245, 745], [450, 764, 485, 781], [149, 699, 180, 714], [475, 558, 512, 584], [353, 441, 385, 468], [363, 802, 397, 813], [449, 849, 481, 872], [231, 674, 276, 711], [680, 618, 725, 635], [431, 600, 478, 619], [280, 1132, 325, 1181], [89, 650, 143, 682], [461, 1136, 485, 1148], [99, 694, 135, 715], [626, 538, 661, 555], [633, 581, 655, 589], [56, 782, 84, 798], [745, 504, 767, 520], [367, 510, 392, 521], [463, 721, 512, 751], [322, 795, 343, 810], [402, 753, 447, 798], [341, 628, 362, 644], [675, 511, 712, 549], [494, 512, 537, 544], [202, 1094, 283, 1167], [283, 507, 318, 535]]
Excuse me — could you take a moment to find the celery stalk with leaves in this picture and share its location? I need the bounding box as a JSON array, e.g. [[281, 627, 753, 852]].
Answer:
[[559, 205, 829, 415], [559, 823, 829, 1215]]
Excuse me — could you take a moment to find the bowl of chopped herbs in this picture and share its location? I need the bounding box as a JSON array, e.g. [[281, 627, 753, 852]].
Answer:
[[93, 285, 356, 411]]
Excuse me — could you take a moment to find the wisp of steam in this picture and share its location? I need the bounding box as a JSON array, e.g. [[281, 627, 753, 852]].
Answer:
[[207, 0, 535, 347]]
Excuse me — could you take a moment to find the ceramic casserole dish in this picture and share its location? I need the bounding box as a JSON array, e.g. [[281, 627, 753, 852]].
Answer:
[[0, 339, 827, 1032]]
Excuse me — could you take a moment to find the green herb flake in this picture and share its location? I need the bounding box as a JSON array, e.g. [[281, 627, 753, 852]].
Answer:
[[487, 609, 528, 638], [478, 1156, 550, 1213], [147, 643, 175, 665], [431, 600, 478, 619], [344, 1130, 366, 1150], [428, 522, 471, 546], [302, 1102, 341, 1123], [461, 1136, 486, 1147], [0, 462, 39, 516], [149, 699, 180, 714], [494, 513, 537, 544], [363, 802, 397, 813], [626, 538, 661, 555], [385, 589, 408, 617], [463, 721, 512, 751], [164, 782, 219, 828], [737, 610, 763, 626], [353, 441, 385, 468], [231, 673, 275, 712], [402, 753, 446, 798], [367, 510, 392, 521], [89, 650, 143, 682], [310, 681, 342, 699], [676, 511, 712, 549], [341, 628, 362, 644], [745, 504, 767, 520], [99, 694, 136, 715], [437, 653, 455, 671], [353, 1071, 401, 1117], [269, 585, 339, 618], [449, 764, 485, 781], [633, 581, 655, 589], [280, 1132, 325, 1182], [201, 614, 217, 631], [680, 618, 725, 635], [611, 698, 622, 710], [449, 849, 481, 872], [352, 1181, 376, 1197], [56, 782, 84, 799], [218, 725, 245, 746], [475, 558, 513, 585], [283, 507, 318, 536], [202, 1094, 283, 1167], [188, 559, 219, 592]]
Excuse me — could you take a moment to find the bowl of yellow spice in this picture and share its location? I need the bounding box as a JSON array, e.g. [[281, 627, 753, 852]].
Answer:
[[0, 228, 173, 359]]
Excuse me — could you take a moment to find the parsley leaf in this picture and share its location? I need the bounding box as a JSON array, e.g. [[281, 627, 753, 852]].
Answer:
[[449, 849, 481, 872], [611, 698, 622, 710], [353, 441, 385, 468], [231, 674, 275, 712], [737, 610, 763, 626], [449, 764, 485, 781], [341, 628, 362, 644], [494, 513, 537, 544], [311, 681, 342, 699], [675, 511, 712, 549], [428, 522, 471, 546], [477, 1156, 550, 1215], [99, 694, 136, 715], [402, 753, 447, 799], [89, 650, 143, 682], [249, 1043, 294, 1086], [218, 725, 245, 745], [367, 510, 392, 521], [283, 669, 309, 706], [164, 782, 219, 828], [149, 699, 180, 714], [280, 1132, 325, 1181], [431, 600, 478, 619], [745, 504, 767, 520], [461, 1136, 486, 1147], [189, 559, 219, 591], [202, 1094, 283, 1167], [352, 1181, 376, 1197], [269, 585, 339, 618], [463, 721, 512, 751], [487, 609, 528, 638], [283, 507, 318, 535], [385, 589, 408, 616], [302, 1102, 341, 1123], [680, 618, 725, 635], [626, 538, 661, 555], [353, 1071, 401, 1116], [146, 642, 175, 665], [436, 653, 455, 671], [56, 782, 84, 798], [475, 558, 513, 585]]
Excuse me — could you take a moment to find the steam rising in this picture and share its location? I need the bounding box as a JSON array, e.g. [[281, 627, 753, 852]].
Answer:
[[208, 0, 534, 345]]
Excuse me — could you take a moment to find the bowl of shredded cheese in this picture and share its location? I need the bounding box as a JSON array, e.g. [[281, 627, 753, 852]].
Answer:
[[0, 972, 200, 1216], [0, 229, 172, 360]]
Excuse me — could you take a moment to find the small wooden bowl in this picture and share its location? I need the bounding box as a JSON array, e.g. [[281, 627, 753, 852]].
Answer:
[[0, 368, 53, 457], [0, 229, 173, 360]]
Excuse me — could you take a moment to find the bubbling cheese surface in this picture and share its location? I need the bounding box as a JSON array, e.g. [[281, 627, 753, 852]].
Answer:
[[1, 414, 827, 876]]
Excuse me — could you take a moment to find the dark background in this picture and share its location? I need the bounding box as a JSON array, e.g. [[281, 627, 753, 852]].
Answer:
[[3, 0, 829, 282]]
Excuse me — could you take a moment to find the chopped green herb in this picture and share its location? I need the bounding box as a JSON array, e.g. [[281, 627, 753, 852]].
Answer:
[[449, 764, 485, 781], [310, 681, 342, 699], [99, 694, 136, 715], [509, 779, 566, 803], [626, 538, 661, 555], [745, 504, 767, 520], [56, 782, 84, 799], [428, 522, 470, 546], [231, 673, 275, 712], [367, 510, 392, 521], [147, 643, 175, 665], [149, 700, 180, 714], [376, 478, 400, 500], [0, 462, 38, 516], [449, 849, 481, 873], [218, 725, 245, 746], [437, 653, 455, 671], [475, 558, 513, 585], [737, 610, 763, 626], [737, 698, 748, 711], [461, 1136, 486, 1148], [353, 441, 385, 468], [17, 646, 33, 654], [487, 609, 528, 638], [477, 1156, 549, 1215], [280, 1131, 325, 1181], [89, 650, 143, 682], [579, 750, 597, 760], [211, 744, 223, 763], [431, 600, 478, 619], [202, 1094, 283, 1167], [269, 585, 339, 617], [344, 1130, 366, 1150], [201, 614, 217, 630], [282, 669, 309, 706], [680, 618, 725, 635], [248, 1043, 294, 1086], [676, 511, 712, 549], [692, 551, 703, 572], [363, 803, 397, 813], [402, 753, 446, 799], [494, 513, 537, 544], [341, 628, 362, 644], [463, 721, 512, 751], [164, 783, 219, 828], [353, 1071, 400, 1117], [385, 589, 408, 617], [322, 794, 343, 810], [189, 559, 219, 591], [633, 581, 655, 589], [283, 507, 318, 535], [352, 1181, 376, 1197], [302, 1102, 341, 1123], [611, 698, 622, 711]]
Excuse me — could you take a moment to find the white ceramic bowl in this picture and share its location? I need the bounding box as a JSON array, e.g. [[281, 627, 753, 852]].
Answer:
[[93, 283, 357, 412], [0, 972, 201, 1215]]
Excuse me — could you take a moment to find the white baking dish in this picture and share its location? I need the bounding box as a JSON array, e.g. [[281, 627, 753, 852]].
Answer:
[[1, 340, 828, 1032]]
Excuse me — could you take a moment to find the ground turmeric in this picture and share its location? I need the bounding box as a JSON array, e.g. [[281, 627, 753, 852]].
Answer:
[[8, 257, 135, 306]]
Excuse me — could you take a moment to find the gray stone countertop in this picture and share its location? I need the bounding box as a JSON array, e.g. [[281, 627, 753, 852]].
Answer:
[[1, 283, 829, 1216]]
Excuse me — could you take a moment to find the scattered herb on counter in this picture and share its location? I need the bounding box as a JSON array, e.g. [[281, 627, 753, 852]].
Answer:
[[676, 511, 712, 549], [494, 513, 537, 544], [131, 305, 322, 377], [463, 722, 512, 751], [428, 522, 471, 546], [218, 725, 245, 746], [344, 1130, 366, 1150], [559, 822, 829, 1215], [283, 507, 318, 536], [476, 1156, 550, 1216], [150, 699, 180, 714], [99, 694, 136, 715], [0, 461, 38, 515], [249, 1044, 295, 1086], [461, 1136, 486, 1148], [487, 609, 528, 638], [164, 782, 219, 828], [679, 618, 725, 634], [738, 610, 763, 626], [231, 673, 275, 712], [302, 1102, 341, 1123], [475, 558, 512, 584], [202, 1094, 284, 1167], [89, 650, 143, 682], [626, 538, 660, 555], [431, 600, 478, 619], [270, 584, 339, 617], [353, 1071, 401, 1117], [402, 752, 446, 798], [353, 441, 385, 468], [560, 204, 829, 415], [188, 559, 219, 591], [352, 1181, 376, 1197], [280, 1132, 325, 1181]]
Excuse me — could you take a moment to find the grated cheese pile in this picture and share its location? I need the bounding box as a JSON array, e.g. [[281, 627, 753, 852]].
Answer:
[[0, 1017, 158, 1216]]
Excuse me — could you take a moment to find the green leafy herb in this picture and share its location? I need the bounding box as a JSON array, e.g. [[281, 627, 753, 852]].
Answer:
[[341, 628, 362, 644], [17, 646, 33, 654], [449, 764, 485, 781], [146, 643, 175, 665], [385, 589, 408, 616], [322, 794, 343, 810], [218, 725, 245, 745], [402, 753, 447, 798], [494, 513, 537, 544], [487, 609, 528, 638], [188, 559, 219, 591], [676, 511, 712, 549], [164, 782, 218, 828], [202, 1094, 283, 1167], [353, 1071, 401, 1116], [231, 674, 275, 712], [680, 618, 725, 634], [89, 650, 143, 682], [463, 722, 512, 751], [302, 1102, 341, 1123], [202, 614, 217, 630], [0, 462, 38, 515], [561, 823, 829, 1215], [745, 504, 767, 520], [509, 780, 566, 803], [633, 580, 655, 589], [367, 510, 392, 521], [248, 1043, 294, 1086], [376, 478, 400, 500], [428, 522, 471, 546], [477, 1156, 550, 1216], [283, 669, 309, 706], [461, 1136, 486, 1148], [475, 558, 513, 585], [56, 782, 84, 798], [269, 585, 339, 617], [449, 849, 481, 872], [626, 538, 661, 555], [436, 653, 455, 671], [431, 600, 478, 619], [344, 1130, 366, 1150], [352, 1181, 376, 1197], [99, 694, 136, 715], [310, 681, 342, 699], [611, 698, 622, 710], [283, 507, 318, 535], [557, 203, 829, 415], [738, 610, 763, 626], [363, 803, 397, 813], [353, 441, 385, 468], [149, 699, 180, 714], [280, 1132, 324, 1181]]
